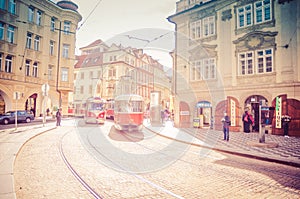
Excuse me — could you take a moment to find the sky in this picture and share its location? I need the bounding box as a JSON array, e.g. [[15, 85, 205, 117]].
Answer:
[[55, 0, 179, 68]]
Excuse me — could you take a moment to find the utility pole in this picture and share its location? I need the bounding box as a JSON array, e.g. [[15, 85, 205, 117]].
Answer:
[[56, 21, 62, 108]]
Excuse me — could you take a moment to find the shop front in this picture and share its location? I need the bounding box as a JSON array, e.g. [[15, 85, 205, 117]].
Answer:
[[194, 101, 212, 128]]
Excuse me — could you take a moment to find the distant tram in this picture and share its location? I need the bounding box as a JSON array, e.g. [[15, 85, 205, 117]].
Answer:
[[114, 94, 144, 131], [84, 97, 106, 124], [105, 99, 114, 119]]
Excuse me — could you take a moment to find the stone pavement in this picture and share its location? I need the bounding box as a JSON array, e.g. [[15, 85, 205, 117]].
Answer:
[[1, 119, 300, 198], [144, 121, 300, 168], [0, 122, 56, 199]]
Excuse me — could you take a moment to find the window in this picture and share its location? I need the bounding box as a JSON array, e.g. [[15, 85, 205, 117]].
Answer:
[[108, 67, 116, 77], [32, 62, 38, 77], [26, 32, 32, 49], [81, 72, 84, 79], [239, 52, 253, 75], [203, 16, 215, 37], [89, 85, 92, 94], [48, 65, 53, 80], [25, 60, 30, 76], [34, 35, 40, 51], [237, 0, 272, 29], [36, 10, 42, 26], [190, 16, 215, 39], [239, 49, 273, 75], [50, 17, 55, 31], [190, 58, 216, 81], [190, 20, 201, 39], [237, 5, 252, 28], [89, 71, 93, 78], [257, 49, 273, 73], [0, 22, 4, 40], [28, 7, 34, 22], [5, 55, 12, 73], [8, 0, 15, 14], [80, 86, 84, 94], [7, 25, 14, 43], [0, 0, 5, 10], [49, 40, 54, 55], [255, 0, 271, 24], [190, 60, 202, 81], [62, 44, 69, 58], [61, 67, 68, 81], [63, 21, 70, 35], [203, 58, 216, 80]]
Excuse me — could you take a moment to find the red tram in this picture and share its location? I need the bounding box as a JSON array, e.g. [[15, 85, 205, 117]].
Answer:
[[114, 94, 144, 131], [84, 97, 106, 124], [105, 99, 114, 119]]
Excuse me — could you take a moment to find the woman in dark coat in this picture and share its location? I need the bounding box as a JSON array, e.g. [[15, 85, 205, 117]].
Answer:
[[243, 111, 252, 133]]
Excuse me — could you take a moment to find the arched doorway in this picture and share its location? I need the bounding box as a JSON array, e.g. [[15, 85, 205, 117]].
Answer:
[[0, 94, 5, 114], [245, 95, 268, 132], [25, 93, 37, 117], [195, 101, 212, 128], [0, 90, 11, 113]]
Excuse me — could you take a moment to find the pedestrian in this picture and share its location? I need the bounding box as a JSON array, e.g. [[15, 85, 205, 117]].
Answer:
[[242, 110, 253, 133], [30, 107, 35, 117], [161, 110, 165, 124], [164, 109, 170, 121], [56, 108, 62, 126], [221, 112, 230, 141], [46, 108, 50, 116]]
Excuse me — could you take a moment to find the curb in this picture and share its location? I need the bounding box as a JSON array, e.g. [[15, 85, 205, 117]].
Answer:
[[144, 125, 300, 168], [0, 125, 57, 199]]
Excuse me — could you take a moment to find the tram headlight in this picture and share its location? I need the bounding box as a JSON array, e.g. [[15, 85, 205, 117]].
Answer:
[[98, 112, 105, 118]]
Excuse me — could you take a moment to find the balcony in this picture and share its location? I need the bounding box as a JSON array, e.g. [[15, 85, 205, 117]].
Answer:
[[24, 76, 41, 84], [0, 71, 14, 80]]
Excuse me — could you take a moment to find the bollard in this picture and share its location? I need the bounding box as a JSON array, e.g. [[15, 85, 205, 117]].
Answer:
[[259, 124, 265, 143]]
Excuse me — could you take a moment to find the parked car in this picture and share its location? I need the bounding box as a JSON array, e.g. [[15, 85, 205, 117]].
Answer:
[[0, 110, 35, 125]]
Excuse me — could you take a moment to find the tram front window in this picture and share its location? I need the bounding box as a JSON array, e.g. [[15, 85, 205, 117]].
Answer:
[[90, 103, 104, 111]]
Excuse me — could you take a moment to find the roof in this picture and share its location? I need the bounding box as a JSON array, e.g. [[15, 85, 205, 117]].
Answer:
[[74, 53, 104, 68], [79, 39, 107, 50]]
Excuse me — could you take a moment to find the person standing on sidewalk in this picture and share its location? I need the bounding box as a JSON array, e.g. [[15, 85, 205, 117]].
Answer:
[[221, 112, 231, 141], [242, 110, 253, 133], [56, 108, 62, 126]]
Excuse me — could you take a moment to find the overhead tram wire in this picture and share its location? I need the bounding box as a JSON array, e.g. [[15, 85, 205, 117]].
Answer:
[[77, 0, 103, 31]]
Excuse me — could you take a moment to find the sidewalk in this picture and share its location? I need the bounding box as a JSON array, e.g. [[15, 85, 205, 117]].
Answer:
[[0, 123, 56, 199], [144, 121, 300, 167]]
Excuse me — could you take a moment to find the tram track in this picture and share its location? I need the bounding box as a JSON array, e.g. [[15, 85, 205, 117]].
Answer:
[[51, 120, 300, 197], [14, 120, 300, 198], [59, 130, 103, 199], [84, 125, 185, 199]]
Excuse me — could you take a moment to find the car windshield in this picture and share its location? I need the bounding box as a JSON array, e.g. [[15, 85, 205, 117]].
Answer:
[[5, 112, 14, 116]]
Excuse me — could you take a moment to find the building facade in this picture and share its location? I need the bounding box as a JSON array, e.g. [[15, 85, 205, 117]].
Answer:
[[0, 0, 82, 117], [72, 39, 171, 114], [168, 0, 300, 136]]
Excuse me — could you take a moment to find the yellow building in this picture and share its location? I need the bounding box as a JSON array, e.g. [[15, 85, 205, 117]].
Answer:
[[72, 39, 171, 115], [168, 0, 300, 136], [0, 0, 82, 117]]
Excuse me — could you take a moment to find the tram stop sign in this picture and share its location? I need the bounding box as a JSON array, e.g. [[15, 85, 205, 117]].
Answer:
[[41, 83, 50, 96]]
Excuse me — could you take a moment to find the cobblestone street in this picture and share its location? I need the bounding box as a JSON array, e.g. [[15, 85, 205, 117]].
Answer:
[[12, 122, 300, 198]]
